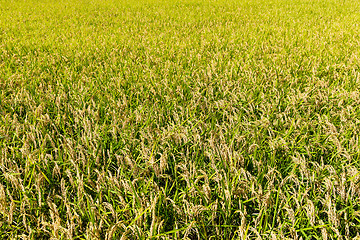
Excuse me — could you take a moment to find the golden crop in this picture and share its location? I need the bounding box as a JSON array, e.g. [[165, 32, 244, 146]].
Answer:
[[1, 0, 360, 239]]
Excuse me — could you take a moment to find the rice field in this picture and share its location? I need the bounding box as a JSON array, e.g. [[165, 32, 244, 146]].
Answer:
[[1, 0, 360, 239]]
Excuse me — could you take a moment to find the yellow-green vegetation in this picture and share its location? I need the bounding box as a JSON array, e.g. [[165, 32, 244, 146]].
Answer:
[[1, 0, 360, 239]]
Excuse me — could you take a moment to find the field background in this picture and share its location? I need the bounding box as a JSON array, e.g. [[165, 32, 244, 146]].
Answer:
[[1, 0, 360, 239]]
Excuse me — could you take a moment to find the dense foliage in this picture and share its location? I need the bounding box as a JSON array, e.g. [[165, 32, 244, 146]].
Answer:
[[1, 0, 360, 239]]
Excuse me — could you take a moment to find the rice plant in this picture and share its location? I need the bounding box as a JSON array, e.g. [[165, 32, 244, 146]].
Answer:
[[1, 0, 360, 239]]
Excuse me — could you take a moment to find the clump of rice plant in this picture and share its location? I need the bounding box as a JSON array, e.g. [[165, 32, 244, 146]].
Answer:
[[1, 0, 360, 239]]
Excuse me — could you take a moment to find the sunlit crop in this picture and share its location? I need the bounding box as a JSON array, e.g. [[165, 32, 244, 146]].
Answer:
[[1, 0, 360, 239]]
